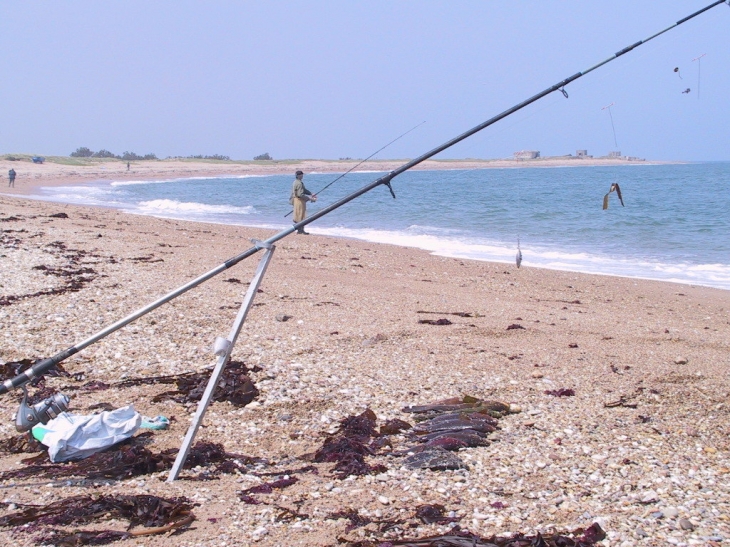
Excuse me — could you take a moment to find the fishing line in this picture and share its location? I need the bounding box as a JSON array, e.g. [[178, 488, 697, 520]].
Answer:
[[284, 120, 426, 218]]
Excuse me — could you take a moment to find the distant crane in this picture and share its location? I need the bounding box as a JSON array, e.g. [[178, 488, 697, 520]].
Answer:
[[692, 53, 706, 100]]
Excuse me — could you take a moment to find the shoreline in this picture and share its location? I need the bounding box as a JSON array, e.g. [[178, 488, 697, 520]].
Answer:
[[1, 156, 672, 196], [2, 157, 727, 293]]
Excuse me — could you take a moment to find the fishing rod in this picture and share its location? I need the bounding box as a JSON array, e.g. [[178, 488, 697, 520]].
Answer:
[[283, 120, 426, 218], [2, 0, 727, 398]]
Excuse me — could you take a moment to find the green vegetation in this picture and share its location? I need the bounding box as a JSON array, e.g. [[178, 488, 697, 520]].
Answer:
[[253, 152, 272, 161], [70, 147, 157, 160]]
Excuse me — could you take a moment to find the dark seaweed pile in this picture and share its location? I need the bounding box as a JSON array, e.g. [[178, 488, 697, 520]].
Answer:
[[396, 396, 512, 470], [313, 408, 388, 479], [0, 440, 261, 482], [0, 494, 195, 546], [69, 360, 260, 407]]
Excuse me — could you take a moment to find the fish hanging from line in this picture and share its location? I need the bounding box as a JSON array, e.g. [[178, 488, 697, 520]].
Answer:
[[682, 88, 691, 94], [602, 182, 624, 210], [674, 67, 683, 79]]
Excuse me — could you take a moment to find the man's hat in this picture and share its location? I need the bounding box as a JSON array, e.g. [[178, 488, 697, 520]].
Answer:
[[295, 170, 304, 176]]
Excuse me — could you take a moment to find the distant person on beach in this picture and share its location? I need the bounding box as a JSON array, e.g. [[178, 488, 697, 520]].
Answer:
[[127, 162, 130, 171], [289, 170, 316, 234], [8, 168, 16, 187]]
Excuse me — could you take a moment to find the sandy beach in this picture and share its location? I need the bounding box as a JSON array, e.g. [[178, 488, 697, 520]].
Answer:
[[1, 162, 728, 546], [1, 156, 664, 195]]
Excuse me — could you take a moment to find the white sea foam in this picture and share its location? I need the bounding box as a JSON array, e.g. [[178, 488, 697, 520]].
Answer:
[[303, 224, 730, 291], [132, 199, 255, 216], [110, 174, 267, 186]]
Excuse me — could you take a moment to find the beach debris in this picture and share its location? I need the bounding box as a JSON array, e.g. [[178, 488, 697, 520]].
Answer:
[[545, 388, 575, 397], [418, 318, 453, 325], [111, 360, 259, 407], [239, 477, 299, 504], [602, 182, 624, 210], [312, 408, 387, 479], [0, 493, 195, 546], [403, 396, 512, 418], [59, 360, 259, 408], [417, 310, 481, 318], [48, 212, 69, 219], [327, 503, 460, 534], [395, 396, 512, 469], [506, 323, 524, 330], [345, 521, 607, 547], [0, 440, 260, 483], [604, 395, 638, 409], [0, 432, 45, 454], [380, 418, 412, 435]]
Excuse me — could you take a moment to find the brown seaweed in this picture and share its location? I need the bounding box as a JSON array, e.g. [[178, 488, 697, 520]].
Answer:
[[418, 318, 453, 325], [312, 409, 387, 478], [150, 360, 259, 406], [545, 388, 575, 397], [0, 432, 45, 454], [415, 504, 460, 525], [379, 418, 412, 435], [0, 494, 195, 546], [344, 522, 606, 546], [0, 441, 260, 482]]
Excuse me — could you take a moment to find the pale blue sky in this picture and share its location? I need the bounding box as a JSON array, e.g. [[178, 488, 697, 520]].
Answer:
[[2, 1, 728, 161]]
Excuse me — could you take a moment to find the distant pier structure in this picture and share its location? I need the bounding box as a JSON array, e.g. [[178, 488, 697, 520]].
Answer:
[[514, 150, 540, 160]]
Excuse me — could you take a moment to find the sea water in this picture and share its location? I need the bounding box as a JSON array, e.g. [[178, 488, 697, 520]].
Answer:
[[35, 162, 730, 290]]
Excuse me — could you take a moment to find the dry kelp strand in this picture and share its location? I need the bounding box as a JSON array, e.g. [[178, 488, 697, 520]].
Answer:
[[0, 441, 261, 482], [344, 522, 606, 546], [0, 494, 196, 546], [545, 388, 576, 397]]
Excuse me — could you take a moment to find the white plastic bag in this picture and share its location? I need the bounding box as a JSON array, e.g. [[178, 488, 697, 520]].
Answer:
[[32, 405, 141, 463]]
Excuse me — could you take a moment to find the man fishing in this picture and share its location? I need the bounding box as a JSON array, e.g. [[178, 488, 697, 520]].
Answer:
[[289, 170, 317, 235]]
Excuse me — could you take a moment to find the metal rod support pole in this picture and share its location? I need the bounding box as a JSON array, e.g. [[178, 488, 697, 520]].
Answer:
[[166, 241, 276, 481]]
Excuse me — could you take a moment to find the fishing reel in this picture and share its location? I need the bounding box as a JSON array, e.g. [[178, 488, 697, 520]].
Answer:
[[15, 386, 70, 433]]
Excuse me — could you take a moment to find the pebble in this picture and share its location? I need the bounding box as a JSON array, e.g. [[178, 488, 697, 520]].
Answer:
[[378, 496, 390, 505], [675, 357, 689, 365], [664, 507, 680, 518], [641, 490, 659, 503], [678, 518, 694, 530]]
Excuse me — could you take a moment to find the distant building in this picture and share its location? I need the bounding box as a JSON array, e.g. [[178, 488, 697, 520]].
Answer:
[[576, 149, 589, 157], [513, 150, 540, 160], [608, 151, 622, 158]]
